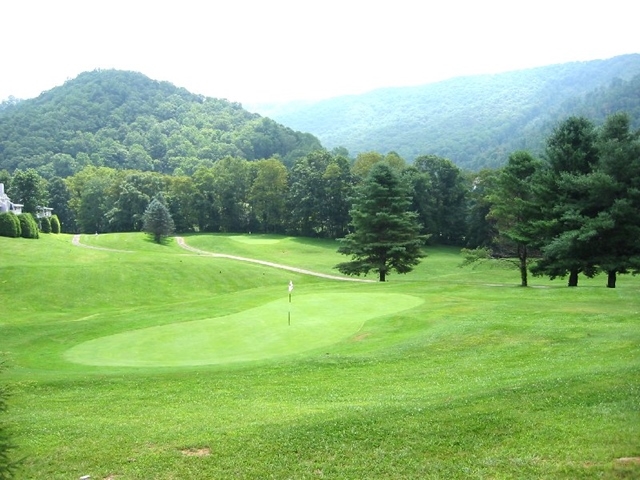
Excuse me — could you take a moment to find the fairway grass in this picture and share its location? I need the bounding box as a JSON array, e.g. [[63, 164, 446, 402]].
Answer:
[[1, 233, 639, 479]]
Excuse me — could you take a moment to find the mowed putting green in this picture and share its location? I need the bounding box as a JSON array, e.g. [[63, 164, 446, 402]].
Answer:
[[65, 293, 423, 367]]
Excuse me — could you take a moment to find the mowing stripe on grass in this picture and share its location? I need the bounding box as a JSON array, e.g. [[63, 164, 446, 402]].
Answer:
[[64, 293, 423, 367]]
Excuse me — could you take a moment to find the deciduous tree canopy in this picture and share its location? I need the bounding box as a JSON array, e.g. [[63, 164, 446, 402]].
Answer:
[[0, 70, 322, 177]]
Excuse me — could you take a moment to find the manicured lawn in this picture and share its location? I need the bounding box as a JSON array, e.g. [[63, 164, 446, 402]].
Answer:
[[1, 233, 639, 479], [66, 293, 423, 366]]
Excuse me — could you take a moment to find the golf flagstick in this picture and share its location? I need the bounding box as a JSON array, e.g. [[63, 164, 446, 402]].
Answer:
[[288, 281, 293, 325]]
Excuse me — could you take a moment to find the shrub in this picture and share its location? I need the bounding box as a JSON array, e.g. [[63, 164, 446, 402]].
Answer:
[[40, 216, 51, 234], [18, 213, 39, 239], [0, 213, 20, 238], [50, 215, 61, 234]]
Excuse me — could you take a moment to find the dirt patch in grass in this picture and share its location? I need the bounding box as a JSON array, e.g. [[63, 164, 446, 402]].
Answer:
[[181, 447, 211, 457], [615, 457, 640, 464], [352, 332, 371, 341]]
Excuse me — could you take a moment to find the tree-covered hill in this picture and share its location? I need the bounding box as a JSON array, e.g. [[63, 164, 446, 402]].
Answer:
[[254, 54, 640, 170], [0, 70, 322, 177]]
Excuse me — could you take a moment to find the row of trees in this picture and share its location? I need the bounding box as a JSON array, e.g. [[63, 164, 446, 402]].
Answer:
[[466, 112, 640, 288], [1, 149, 465, 242], [334, 111, 639, 285], [1, 112, 637, 286]]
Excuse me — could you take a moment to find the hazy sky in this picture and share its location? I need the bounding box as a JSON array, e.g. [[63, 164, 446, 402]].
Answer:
[[2, 0, 639, 105]]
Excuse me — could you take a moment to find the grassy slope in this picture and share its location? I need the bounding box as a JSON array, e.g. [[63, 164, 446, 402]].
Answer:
[[1, 233, 639, 479]]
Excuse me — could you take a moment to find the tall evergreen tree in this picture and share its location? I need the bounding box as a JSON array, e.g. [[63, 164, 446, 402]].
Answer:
[[487, 151, 543, 287], [142, 195, 175, 243], [532, 116, 600, 286], [335, 163, 425, 282], [530, 113, 640, 288], [591, 113, 640, 287]]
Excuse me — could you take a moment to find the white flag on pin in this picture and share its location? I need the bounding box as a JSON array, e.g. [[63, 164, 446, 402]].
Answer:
[[288, 281, 294, 293]]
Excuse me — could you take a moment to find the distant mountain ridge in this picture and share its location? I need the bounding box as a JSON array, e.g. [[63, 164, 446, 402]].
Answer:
[[252, 54, 640, 170], [0, 70, 322, 176]]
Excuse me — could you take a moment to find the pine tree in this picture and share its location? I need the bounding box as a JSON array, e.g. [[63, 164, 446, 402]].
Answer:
[[591, 113, 640, 287], [487, 151, 543, 287], [531, 116, 600, 286], [142, 195, 175, 243], [335, 163, 425, 282]]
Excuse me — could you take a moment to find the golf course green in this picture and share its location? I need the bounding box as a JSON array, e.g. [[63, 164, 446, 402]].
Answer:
[[65, 293, 423, 366]]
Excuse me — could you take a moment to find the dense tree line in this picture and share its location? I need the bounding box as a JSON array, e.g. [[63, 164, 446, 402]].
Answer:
[[0, 149, 467, 242], [464, 113, 640, 288], [2, 110, 637, 287]]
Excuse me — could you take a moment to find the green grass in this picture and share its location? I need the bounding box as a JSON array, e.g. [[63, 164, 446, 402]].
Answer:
[[1, 233, 639, 479], [183, 233, 349, 275], [65, 293, 423, 366]]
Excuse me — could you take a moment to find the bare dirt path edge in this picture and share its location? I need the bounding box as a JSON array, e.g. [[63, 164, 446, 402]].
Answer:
[[175, 236, 375, 283]]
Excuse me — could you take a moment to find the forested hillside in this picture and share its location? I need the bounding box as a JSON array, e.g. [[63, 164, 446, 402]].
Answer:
[[254, 54, 640, 169], [0, 70, 322, 176]]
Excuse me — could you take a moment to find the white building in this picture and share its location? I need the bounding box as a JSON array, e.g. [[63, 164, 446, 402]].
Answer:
[[0, 183, 23, 215], [36, 206, 53, 218]]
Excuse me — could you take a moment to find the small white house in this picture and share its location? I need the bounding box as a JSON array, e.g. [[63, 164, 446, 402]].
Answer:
[[36, 206, 53, 218], [0, 183, 23, 215]]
